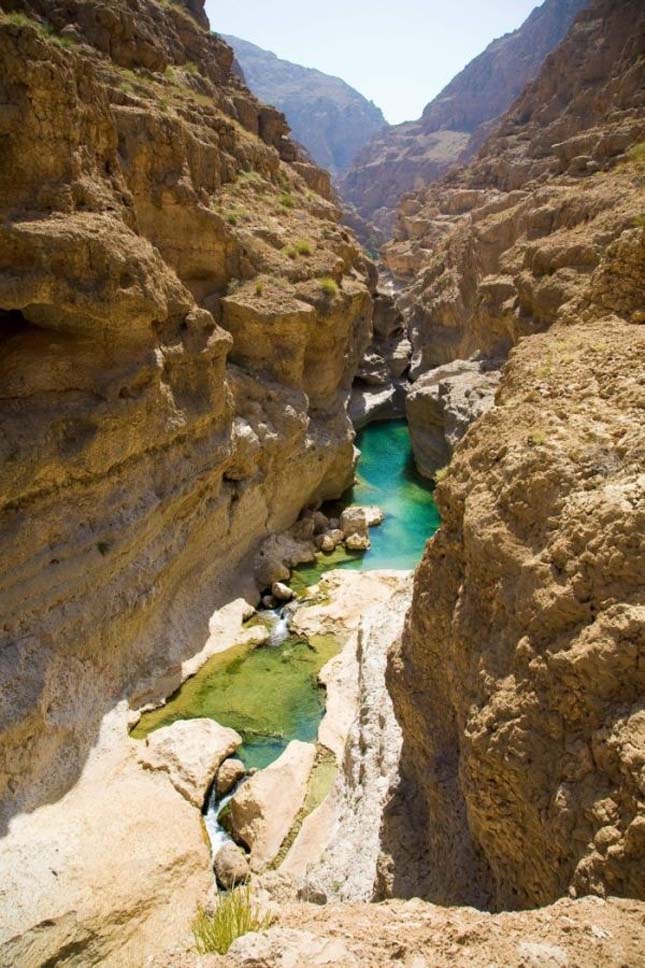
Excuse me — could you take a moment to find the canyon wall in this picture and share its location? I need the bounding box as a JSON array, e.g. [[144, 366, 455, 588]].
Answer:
[[0, 0, 373, 833], [387, 0, 645, 910], [221, 34, 386, 179], [340, 0, 587, 234]]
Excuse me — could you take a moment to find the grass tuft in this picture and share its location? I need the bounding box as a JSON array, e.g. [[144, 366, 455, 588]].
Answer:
[[192, 885, 274, 956], [627, 142, 645, 165], [280, 193, 295, 210], [319, 276, 339, 297], [294, 240, 312, 256]]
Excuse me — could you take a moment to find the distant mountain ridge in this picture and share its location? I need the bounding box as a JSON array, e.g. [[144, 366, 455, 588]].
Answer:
[[339, 0, 589, 235], [221, 34, 386, 178]]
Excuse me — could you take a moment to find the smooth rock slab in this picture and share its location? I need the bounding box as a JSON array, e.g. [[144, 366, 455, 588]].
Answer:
[[228, 740, 316, 871], [139, 717, 242, 807]]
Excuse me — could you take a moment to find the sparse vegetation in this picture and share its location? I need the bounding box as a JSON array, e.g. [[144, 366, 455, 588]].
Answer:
[[434, 466, 449, 483], [319, 276, 339, 297], [627, 141, 645, 164], [285, 245, 297, 260], [227, 213, 238, 226], [2, 11, 78, 47], [239, 170, 264, 187], [634, 213, 645, 228], [255, 281, 264, 296], [294, 240, 313, 256], [280, 192, 295, 210], [226, 279, 241, 295], [528, 429, 547, 446], [192, 886, 274, 956]]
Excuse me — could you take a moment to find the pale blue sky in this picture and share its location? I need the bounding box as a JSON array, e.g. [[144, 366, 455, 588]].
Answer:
[[205, 0, 539, 124]]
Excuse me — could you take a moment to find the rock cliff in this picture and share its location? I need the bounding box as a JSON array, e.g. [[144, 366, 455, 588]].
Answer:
[[340, 0, 587, 234], [0, 0, 373, 955], [386, 0, 645, 910], [221, 34, 386, 178]]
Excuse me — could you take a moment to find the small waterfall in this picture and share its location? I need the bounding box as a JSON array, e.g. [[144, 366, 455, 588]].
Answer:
[[266, 607, 290, 646]]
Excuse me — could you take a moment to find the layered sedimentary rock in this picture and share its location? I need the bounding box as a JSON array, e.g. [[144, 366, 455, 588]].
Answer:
[[221, 34, 386, 178], [0, 0, 374, 960], [340, 0, 587, 233], [387, 0, 645, 911]]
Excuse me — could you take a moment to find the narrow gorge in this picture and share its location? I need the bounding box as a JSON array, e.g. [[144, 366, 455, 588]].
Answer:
[[0, 0, 643, 966]]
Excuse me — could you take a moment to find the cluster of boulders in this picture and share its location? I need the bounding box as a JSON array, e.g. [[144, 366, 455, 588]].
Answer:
[[254, 504, 384, 607]]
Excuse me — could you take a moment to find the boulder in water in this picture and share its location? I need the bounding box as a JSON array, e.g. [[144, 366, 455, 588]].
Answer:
[[346, 533, 370, 552], [272, 581, 294, 602], [216, 757, 247, 797], [214, 843, 250, 889], [340, 506, 369, 537], [138, 718, 242, 808], [227, 740, 316, 870], [317, 534, 336, 553]]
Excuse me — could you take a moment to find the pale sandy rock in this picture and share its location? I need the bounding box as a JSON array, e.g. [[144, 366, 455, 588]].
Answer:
[[228, 928, 358, 967], [216, 758, 247, 797], [316, 533, 336, 553], [139, 718, 242, 808], [214, 843, 250, 889], [0, 705, 213, 968], [271, 582, 294, 603], [340, 506, 369, 537], [362, 506, 384, 526], [228, 741, 316, 871], [346, 533, 370, 552], [302, 579, 412, 902]]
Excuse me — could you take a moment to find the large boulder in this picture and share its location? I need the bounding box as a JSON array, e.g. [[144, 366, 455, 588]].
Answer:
[[340, 506, 369, 538], [216, 758, 247, 797], [406, 358, 501, 478], [214, 842, 250, 889], [227, 740, 316, 870], [139, 718, 242, 808]]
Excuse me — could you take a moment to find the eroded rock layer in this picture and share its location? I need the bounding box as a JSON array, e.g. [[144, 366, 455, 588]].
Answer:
[[386, 0, 645, 911], [0, 0, 373, 833]]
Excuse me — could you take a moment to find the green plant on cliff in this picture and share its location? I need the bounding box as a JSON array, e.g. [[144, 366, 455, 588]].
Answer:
[[294, 240, 313, 256], [192, 886, 274, 955], [280, 192, 295, 210], [319, 276, 339, 297], [627, 141, 645, 164]]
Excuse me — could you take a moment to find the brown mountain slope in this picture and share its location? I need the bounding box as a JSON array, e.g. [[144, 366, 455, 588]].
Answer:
[[339, 0, 587, 235], [384, 0, 645, 911]]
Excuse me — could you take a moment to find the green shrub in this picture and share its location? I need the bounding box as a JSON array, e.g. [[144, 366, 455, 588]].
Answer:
[[280, 193, 295, 210], [434, 466, 449, 483], [319, 277, 339, 297], [294, 240, 312, 256], [227, 213, 238, 226], [255, 281, 264, 296], [284, 245, 297, 260], [239, 170, 263, 187], [627, 142, 645, 164], [192, 885, 274, 956]]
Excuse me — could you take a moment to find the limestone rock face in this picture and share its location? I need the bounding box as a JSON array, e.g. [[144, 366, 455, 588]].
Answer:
[[0, 1, 373, 962], [340, 0, 586, 233], [139, 718, 242, 807], [222, 34, 386, 178], [228, 740, 316, 871], [406, 359, 501, 478]]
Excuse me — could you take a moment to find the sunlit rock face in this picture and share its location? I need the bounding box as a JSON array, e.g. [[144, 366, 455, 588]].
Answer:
[[0, 0, 374, 833], [386, 0, 645, 910]]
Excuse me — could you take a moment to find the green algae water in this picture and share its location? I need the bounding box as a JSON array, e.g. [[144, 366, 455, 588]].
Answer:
[[132, 632, 339, 771], [293, 419, 440, 589], [133, 420, 439, 771]]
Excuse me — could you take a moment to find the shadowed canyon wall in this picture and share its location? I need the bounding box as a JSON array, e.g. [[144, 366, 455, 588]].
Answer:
[[385, 0, 645, 910]]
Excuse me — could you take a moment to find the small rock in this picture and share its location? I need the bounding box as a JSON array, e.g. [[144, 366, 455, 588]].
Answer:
[[312, 511, 330, 534], [255, 555, 290, 589], [262, 595, 275, 609], [317, 534, 336, 553], [290, 517, 316, 541], [362, 505, 384, 526], [346, 533, 370, 552], [271, 581, 294, 603], [328, 517, 340, 530], [216, 757, 247, 797], [214, 842, 250, 889], [329, 528, 344, 545], [517, 941, 569, 968], [340, 506, 369, 538]]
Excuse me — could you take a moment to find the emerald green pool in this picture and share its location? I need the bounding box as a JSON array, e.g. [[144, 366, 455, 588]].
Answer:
[[133, 420, 439, 771], [294, 419, 440, 585]]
